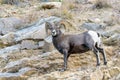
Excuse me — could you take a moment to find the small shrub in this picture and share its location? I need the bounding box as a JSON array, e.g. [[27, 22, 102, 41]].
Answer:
[[41, 4, 55, 10], [61, 8, 73, 19], [93, 0, 112, 9], [68, 3, 76, 10], [49, 7, 73, 19]]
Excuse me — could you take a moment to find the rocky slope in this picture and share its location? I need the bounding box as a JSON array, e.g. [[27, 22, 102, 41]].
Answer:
[[0, 0, 120, 80]]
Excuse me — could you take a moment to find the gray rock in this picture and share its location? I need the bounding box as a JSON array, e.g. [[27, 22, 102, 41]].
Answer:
[[75, 0, 88, 3], [43, 35, 54, 52], [116, 74, 120, 80], [0, 67, 36, 80], [81, 22, 105, 31], [104, 17, 114, 26], [0, 44, 20, 55], [38, 41, 45, 48], [88, 18, 101, 23], [0, 17, 24, 35], [20, 40, 39, 50], [2, 52, 52, 73], [14, 16, 61, 42], [104, 33, 120, 45], [102, 26, 120, 37], [2, 58, 31, 73], [0, 32, 15, 47]]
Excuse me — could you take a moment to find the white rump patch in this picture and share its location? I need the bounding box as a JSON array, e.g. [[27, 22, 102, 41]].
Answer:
[[88, 30, 101, 46]]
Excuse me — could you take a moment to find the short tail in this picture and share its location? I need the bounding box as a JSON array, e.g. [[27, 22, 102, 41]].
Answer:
[[97, 32, 101, 37]]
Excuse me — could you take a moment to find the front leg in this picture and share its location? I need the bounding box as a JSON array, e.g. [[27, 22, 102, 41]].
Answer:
[[98, 48, 107, 65], [60, 49, 69, 72]]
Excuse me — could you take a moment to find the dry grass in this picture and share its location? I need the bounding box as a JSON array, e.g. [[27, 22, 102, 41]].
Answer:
[[68, 3, 77, 10], [49, 7, 74, 19], [61, 8, 73, 19]]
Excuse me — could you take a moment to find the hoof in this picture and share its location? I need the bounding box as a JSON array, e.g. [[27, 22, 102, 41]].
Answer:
[[58, 68, 66, 72], [104, 62, 107, 65], [96, 63, 100, 66]]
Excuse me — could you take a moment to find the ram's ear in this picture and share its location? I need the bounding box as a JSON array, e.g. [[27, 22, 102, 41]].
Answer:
[[45, 22, 53, 30]]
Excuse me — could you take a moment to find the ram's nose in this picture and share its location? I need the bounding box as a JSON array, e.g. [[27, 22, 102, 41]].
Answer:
[[52, 30, 57, 36]]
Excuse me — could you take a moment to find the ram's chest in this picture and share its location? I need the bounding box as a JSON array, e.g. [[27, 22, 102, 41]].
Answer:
[[52, 38, 60, 49], [53, 42, 63, 53]]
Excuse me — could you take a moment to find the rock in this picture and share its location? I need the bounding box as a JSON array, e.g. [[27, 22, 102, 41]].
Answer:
[[2, 58, 27, 73], [75, 0, 88, 4], [0, 32, 15, 47], [0, 0, 20, 5], [20, 40, 45, 50], [2, 57, 38, 73], [18, 67, 37, 76], [2, 52, 52, 73], [102, 70, 111, 80], [0, 57, 8, 69], [20, 40, 39, 49], [88, 18, 101, 23], [14, 23, 46, 42], [0, 67, 36, 80], [116, 74, 120, 80], [87, 0, 96, 4], [5, 50, 41, 63], [101, 26, 120, 37], [38, 41, 45, 48], [41, 2, 62, 9], [103, 15, 115, 26], [90, 69, 103, 80], [108, 67, 120, 78], [81, 75, 90, 80], [81, 22, 105, 31], [0, 17, 24, 35], [43, 35, 54, 52], [0, 73, 27, 80], [103, 33, 120, 45], [0, 45, 20, 55]]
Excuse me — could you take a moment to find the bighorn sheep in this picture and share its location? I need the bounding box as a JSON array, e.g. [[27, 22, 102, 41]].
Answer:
[[46, 22, 107, 71]]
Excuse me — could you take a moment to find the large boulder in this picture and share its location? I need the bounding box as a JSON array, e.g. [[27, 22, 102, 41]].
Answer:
[[0, 17, 24, 35], [81, 22, 105, 31], [0, 67, 36, 80], [0, 44, 20, 55], [102, 27, 120, 46]]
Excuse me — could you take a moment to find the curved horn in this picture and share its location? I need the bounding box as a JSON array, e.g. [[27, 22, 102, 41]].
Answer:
[[45, 22, 53, 36]]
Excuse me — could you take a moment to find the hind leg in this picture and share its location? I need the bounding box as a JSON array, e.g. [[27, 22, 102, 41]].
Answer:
[[93, 47, 101, 66], [88, 44, 101, 66], [97, 47, 107, 65]]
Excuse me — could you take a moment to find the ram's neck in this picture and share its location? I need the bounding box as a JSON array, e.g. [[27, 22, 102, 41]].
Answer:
[[52, 33, 64, 49]]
